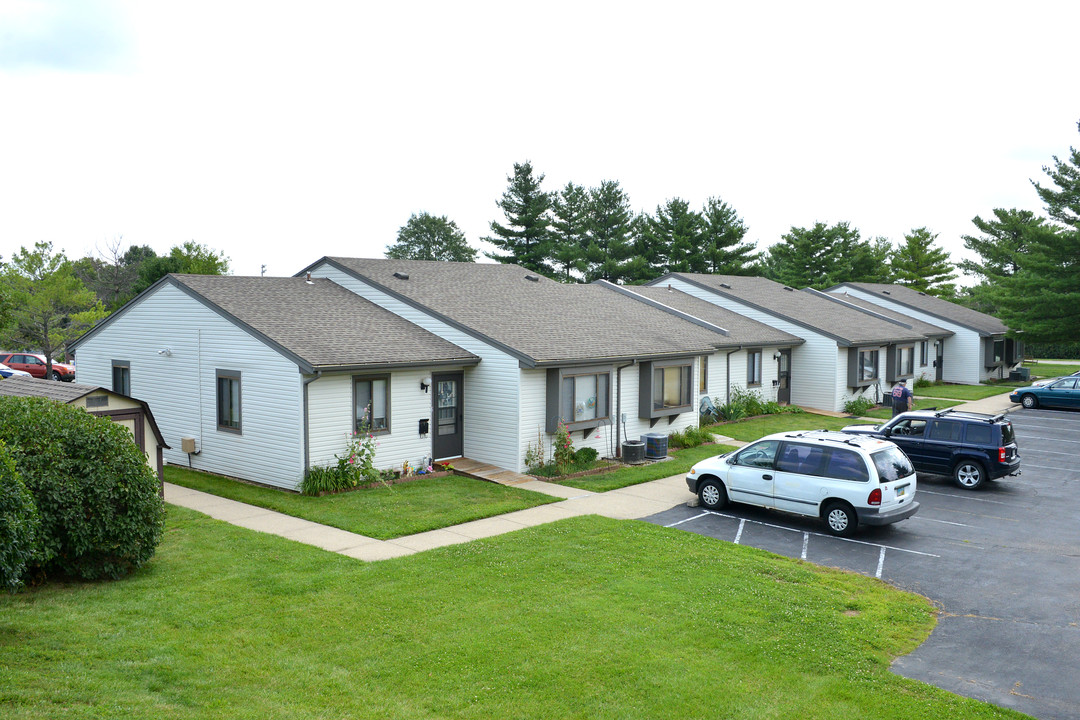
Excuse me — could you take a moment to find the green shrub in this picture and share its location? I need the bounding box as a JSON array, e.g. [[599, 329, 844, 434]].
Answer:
[[669, 426, 716, 449], [843, 396, 875, 416], [575, 447, 598, 463], [0, 397, 165, 582], [717, 401, 746, 422], [0, 441, 40, 592]]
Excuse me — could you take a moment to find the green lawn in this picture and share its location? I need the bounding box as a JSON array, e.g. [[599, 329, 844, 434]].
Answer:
[[1024, 361, 1080, 378], [164, 466, 557, 540], [555, 443, 736, 492], [0, 508, 1028, 719], [706, 412, 856, 442], [914, 383, 1019, 401]]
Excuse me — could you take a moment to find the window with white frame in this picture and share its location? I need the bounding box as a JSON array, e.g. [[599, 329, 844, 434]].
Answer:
[[747, 349, 762, 386], [920, 341, 928, 366], [354, 375, 389, 432]]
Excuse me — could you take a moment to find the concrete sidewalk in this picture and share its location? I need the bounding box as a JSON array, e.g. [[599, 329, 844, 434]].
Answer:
[[164, 472, 696, 562], [164, 392, 1019, 562]]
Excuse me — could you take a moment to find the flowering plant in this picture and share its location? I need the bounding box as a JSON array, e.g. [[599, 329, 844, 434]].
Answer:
[[553, 421, 575, 473], [335, 409, 379, 486]]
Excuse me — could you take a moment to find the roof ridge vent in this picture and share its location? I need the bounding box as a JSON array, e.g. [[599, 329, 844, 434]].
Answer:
[[525, 274, 539, 282], [393, 271, 409, 280]]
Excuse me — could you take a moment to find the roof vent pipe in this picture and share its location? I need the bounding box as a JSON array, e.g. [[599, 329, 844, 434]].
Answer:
[[305, 272, 313, 284]]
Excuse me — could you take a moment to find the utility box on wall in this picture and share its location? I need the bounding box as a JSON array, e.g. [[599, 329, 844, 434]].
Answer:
[[181, 437, 199, 454]]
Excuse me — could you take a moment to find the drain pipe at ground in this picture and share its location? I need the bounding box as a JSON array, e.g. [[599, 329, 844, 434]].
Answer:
[[301, 370, 323, 473], [615, 360, 636, 458]]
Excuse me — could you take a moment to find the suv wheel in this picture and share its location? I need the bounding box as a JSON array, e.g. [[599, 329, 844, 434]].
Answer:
[[698, 479, 728, 510], [953, 460, 986, 490], [50, 370, 62, 381], [823, 501, 857, 537], [1020, 394, 1038, 409]]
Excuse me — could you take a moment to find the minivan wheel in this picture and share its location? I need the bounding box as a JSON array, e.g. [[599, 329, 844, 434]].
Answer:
[[953, 461, 986, 490], [823, 502, 857, 537], [698, 479, 728, 510], [1021, 394, 1038, 409]]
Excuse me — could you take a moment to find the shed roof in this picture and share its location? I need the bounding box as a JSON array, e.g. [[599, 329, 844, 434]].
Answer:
[[304, 258, 730, 366]]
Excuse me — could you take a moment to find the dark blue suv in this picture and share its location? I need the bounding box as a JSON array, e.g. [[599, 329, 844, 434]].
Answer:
[[841, 409, 1021, 490]]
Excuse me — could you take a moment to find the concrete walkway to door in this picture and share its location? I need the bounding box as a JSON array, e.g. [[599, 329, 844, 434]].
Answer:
[[164, 470, 695, 562]]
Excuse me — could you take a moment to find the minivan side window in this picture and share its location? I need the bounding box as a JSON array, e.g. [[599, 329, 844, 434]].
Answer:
[[776, 443, 827, 475], [928, 420, 963, 442], [735, 440, 779, 468], [824, 448, 870, 482]]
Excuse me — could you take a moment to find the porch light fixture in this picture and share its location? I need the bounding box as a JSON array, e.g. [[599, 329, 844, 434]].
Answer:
[[420, 376, 431, 393], [773, 352, 781, 361], [157, 348, 172, 357]]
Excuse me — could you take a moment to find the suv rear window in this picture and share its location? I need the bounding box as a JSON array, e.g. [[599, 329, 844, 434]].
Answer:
[[964, 424, 993, 445], [872, 447, 914, 482], [1000, 422, 1015, 445]]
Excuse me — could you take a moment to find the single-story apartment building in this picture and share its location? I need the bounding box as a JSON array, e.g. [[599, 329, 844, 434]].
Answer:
[[827, 282, 1022, 384], [644, 273, 932, 412]]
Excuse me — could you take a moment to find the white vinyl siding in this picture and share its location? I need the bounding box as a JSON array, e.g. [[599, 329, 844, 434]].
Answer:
[[73, 282, 304, 489], [308, 262, 522, 471], [661, 278, 839, 411], [307, 368, 452, 474]]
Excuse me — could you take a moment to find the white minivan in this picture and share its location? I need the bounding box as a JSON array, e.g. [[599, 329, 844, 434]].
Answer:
[[685, 430, 919, 537]]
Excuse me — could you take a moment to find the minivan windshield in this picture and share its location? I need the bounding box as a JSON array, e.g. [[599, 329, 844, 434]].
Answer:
[[872, 447, 915, 482]]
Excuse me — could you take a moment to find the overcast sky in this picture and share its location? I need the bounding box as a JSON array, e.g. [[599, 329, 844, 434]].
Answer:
[[1, 1, 1078, 280]]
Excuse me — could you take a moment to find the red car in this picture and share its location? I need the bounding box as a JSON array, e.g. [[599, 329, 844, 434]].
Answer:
[[0, 352, 75, 381]]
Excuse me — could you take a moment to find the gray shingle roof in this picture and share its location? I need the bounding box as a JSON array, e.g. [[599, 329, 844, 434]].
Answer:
[[315, 259, 730, 365], [829, 282, 1009, 336], [0, 375, 97, 402], [652, 273, 926, 346], [171, 275, 479, 371], [623, 286, 804, 347], [821, 290, 954, 338]]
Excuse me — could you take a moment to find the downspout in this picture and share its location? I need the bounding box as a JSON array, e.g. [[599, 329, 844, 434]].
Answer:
[[725, 347, 742, 404], [302, 370, 323, 476], [615, 360, 636, 457]]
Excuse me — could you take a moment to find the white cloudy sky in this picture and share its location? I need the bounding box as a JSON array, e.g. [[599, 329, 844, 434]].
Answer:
[[1, 0, 1078, 279]]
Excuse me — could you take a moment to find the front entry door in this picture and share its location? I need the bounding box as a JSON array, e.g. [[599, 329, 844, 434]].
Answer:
[[935, 342, 944, 382], [776, 349, 791, 405], [431, 372, 464, 460]]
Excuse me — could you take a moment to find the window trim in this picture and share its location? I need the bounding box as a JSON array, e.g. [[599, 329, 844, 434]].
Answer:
[[848, 347, 881, 388], [215, 369, 242, 434], [920, 340, 929, 367], [699, 355, 708, 394], [111, 359, 130, 396], [546, 365, 613, 433], [353, 374, 391, 435], [746, 349, 763, 387]]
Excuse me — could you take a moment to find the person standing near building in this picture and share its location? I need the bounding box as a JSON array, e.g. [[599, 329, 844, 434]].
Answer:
[[891, 379, 913, 417]]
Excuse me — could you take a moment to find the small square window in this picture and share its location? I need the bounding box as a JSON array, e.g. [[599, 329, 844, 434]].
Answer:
[[216, 370, 241, 433], [112, 360, 130, 396]]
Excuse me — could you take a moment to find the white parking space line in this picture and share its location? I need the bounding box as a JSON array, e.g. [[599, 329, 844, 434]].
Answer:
[[1021, 463, 1079, 473], [1016, 434, 1080, 445], [697, 509, 940, 557], [665, 512, 711, 528], [801, 533, 809, 560], [914, 516, 971, 527], [918, 489, 1009, 505], [876, 547, 887, 578]]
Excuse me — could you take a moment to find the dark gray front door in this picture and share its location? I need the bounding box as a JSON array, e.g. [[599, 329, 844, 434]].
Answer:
[[432, 372, 463, 460], [777, 350, 791, 404], [935, 342, 944, 382]]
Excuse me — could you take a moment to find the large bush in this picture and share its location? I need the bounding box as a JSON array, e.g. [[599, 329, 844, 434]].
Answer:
[[0, 397, 165, 581], [0, 440, 39, 592]]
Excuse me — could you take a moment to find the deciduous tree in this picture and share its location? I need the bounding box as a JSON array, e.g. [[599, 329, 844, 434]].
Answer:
[[133, 241, 230, 294], [385, 213, 477, 262]]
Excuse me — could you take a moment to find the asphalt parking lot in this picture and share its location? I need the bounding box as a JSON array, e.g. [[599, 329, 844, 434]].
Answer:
[[646, 407, 1080, 720]]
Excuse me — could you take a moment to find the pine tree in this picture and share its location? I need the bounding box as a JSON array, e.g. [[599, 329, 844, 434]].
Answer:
[[765, 222, 891, 290], [640, 198, 704, 275], [483, 161, 553, 275], [1032, 118, 1080, 229], [700, 197, 760, 274], [888, 228, 956, 296], [550, 183, 589, 282], [582, 180, 636, 283], [959, 209, 1046, 281]]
